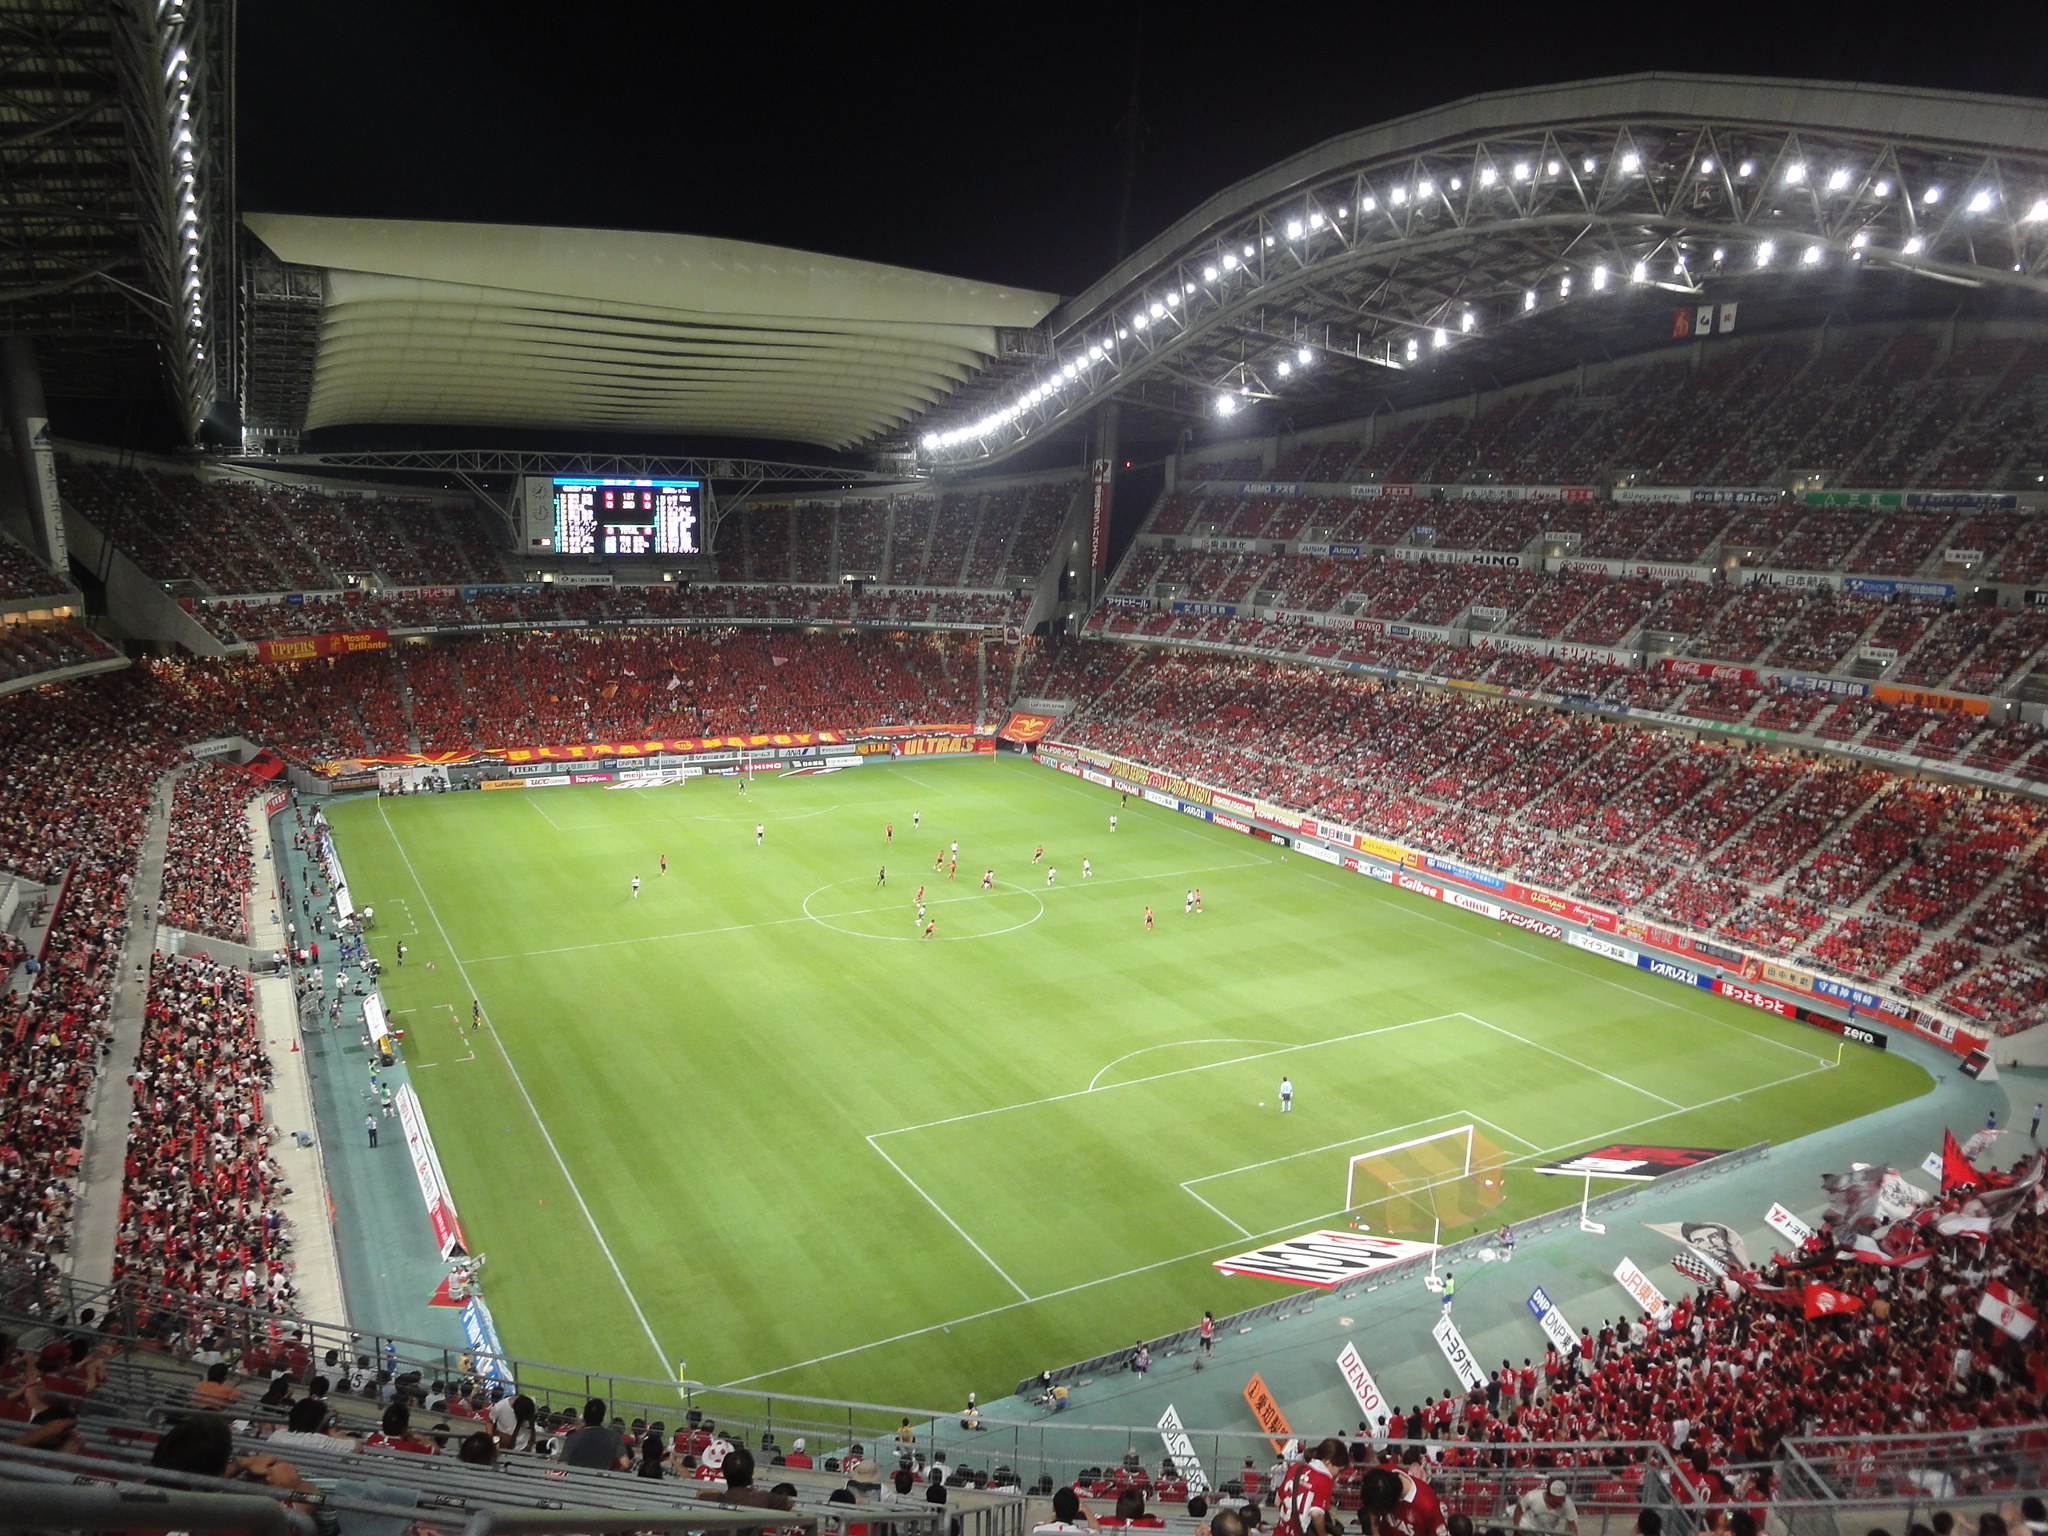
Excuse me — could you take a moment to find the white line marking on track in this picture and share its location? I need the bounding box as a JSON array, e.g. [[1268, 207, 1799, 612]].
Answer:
[[864, 1134, 1031, 1300], [714, 1056, 1836, 1389], [375, 802, 675, 1381]]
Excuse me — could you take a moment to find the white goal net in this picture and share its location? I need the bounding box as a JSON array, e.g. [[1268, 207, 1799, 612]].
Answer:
[[1344, 1123, 1508, 1234]]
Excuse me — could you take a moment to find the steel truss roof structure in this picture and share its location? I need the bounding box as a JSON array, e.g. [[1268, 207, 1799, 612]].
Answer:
[[917, 73, 2048, 469], [0, 0, 230, 433], [249, 447, 912, 487]]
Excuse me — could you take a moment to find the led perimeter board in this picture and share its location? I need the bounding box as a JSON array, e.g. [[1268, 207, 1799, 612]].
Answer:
[[554, 478, 701, 556]]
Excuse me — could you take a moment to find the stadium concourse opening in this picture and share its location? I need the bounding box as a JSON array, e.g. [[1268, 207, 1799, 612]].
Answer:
[[5, 42, 2048, 1530]]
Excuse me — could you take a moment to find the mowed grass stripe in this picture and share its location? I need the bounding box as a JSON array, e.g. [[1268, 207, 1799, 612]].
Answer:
[[328, 755, 1931, 1405]]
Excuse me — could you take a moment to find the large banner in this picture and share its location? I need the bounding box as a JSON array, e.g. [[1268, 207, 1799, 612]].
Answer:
[[1090, 459, 1112, 572], [395, 1084, 468, 1261], [255, 628, 389, 663], [1215, 1229, 1436, 1286], [998, 712, 1057, 744]]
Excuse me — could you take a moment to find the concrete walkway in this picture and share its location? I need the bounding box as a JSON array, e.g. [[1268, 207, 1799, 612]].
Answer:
[[67, 766, 181, 1287]]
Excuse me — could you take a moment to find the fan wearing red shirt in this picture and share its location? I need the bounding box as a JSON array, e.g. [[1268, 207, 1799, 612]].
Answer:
[[1276, 1438, 1347, 1536], [1359, 1466, 1449, 1536]]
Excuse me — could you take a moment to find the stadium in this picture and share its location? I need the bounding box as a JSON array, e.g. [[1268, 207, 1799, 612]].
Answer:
[[1, 8, 2047, 1536]]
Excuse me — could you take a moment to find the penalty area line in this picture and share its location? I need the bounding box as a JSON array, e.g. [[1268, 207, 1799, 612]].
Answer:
[[375, 802, 676, 1384], [864, 1134, 1030, 1301]]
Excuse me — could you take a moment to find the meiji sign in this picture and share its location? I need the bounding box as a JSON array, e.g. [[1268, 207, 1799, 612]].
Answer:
[[1156, 1406, 1211, 1496], [1335, 1343, 1392, 1429], [1614, 1257, 1670, 1317]]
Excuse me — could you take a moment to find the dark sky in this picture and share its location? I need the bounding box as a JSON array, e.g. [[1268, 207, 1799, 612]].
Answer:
[[239, 3, 2048, 301]]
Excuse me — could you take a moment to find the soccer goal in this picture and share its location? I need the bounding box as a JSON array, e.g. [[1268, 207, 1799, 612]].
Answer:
[[1344, 1123, 1509, 1236]]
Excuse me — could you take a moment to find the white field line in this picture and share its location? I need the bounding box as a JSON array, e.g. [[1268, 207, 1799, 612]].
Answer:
[[1456, 1011, 1684, 1110], [713, 1056, 1835, 1390], [1179, 1185, 1251, 1237], [1088, 1037, 1292, 1093], [375, 802, 675, 1382], [862, 1134, 1031, 1301]]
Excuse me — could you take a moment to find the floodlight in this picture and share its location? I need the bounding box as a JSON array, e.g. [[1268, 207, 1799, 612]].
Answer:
[[1699, 157, 1715, 173], [1738, 160, 1754, 177], [1449, 177, 1462, 190], [1263, 235, 1274, 247], [1546, 159, 1561, 175], [1134, 313, 1149, 329], [1783, 162, 1806, 184], [1755, 240, 1775, 265], [1361, 196, 1378, 211], [1117, 327, 1129, 338], [1184, 284, 1196, 295], [1524, 289, 1537, 310], [1405, 337, 1419, 360], [1903, 236, 1924, 254], [1391, 186, 1408, 205], [1712, 248, 1725, 262], [1433, 327, 1447, 349], [1827, 168, 1850, 191], [1460, 310, 1475, 332], [1336, 205, 1348, 217], [1923, 186, 1942, 204], [1582, 157, 1596, 173], [2027, 199, 2048, 223], [1243, 244, 1255, 256], [1672, 261, 1684, 275], [1592, 264, 1609, 290], [1417, 181, 1434, 198], [1277, 360, 1292, 377], [1631, 260, 1647, 282], [1149, 302, 1165, 318], [1968, 189, 1994, 213], [1287, 219, 1304, 239], [1513, 162, 1530, 181], [1222, 254, 1238, 271], [1216, 395, 1237, 416], [1297, 347, 1312, 364], [1559, 274, 1572, 295], [1873, 180, 1891, 197], [1622, 153, 1639, 172], [1167, 291, 1181, 307], [1851, 232, 1869, 248], [1309, 212, 1325, 229], [1801, 244, 1822, 265], [1480, 166, 1497, 186]]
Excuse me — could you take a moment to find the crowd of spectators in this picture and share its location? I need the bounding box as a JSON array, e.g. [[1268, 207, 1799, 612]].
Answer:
[[158, 763, 257, 943], [0, 620, 117, 685], [115, 952, 292, 1310], [0, 536, 63, 600]]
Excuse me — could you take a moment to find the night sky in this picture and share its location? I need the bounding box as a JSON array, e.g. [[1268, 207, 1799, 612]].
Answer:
[[238, 3, 2048, 301]]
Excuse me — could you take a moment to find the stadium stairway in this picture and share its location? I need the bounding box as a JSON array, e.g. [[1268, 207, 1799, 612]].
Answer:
[[69, 764, 183, 1288], [966, 1028, 2015, 1465]]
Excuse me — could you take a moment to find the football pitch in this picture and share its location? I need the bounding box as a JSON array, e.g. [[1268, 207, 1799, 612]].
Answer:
[[326, 753, 1930, 1408]]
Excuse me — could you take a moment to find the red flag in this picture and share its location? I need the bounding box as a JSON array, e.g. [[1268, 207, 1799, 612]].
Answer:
[[1979, 1280, 2039, 1340], [1803, 1282, 1864, 1319], [1942, 1129, 1982, 1195], [427, 1273, 463, 1308], [1847, 1234, 1933, 1268]]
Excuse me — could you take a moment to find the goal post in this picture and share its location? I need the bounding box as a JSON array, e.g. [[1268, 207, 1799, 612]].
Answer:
[[1345, 1123, 1509, 1235]]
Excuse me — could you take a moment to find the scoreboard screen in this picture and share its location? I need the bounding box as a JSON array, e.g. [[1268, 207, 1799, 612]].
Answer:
[[553, 478, 701, 556]]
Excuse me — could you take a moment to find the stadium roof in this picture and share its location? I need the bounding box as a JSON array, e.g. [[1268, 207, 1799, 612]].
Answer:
[[915, 72, 2048, 469], [239, 213, 1059, 451]]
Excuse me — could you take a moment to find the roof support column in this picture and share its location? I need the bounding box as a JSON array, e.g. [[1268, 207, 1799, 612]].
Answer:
[[1088, 399, 1119, 614], [0, 337, 71, 576]]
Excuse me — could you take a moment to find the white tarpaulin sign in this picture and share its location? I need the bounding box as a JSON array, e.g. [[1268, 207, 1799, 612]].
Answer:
[[1432, 1312, 1487, 1389], [1614, 1256, 1669, 1317], [1157, 1405, 1211, 1494], [1214, 1229, 1437, 1287], [1764, 1203, 1814, 1244], [1336, 1342, 1393, 1429], [1526, 1285, 1578, 1352]]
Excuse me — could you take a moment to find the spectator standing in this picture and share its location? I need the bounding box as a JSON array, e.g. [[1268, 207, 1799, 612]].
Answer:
[[561, 1397, 628, 1470], [365, 1113, 379, 1148]]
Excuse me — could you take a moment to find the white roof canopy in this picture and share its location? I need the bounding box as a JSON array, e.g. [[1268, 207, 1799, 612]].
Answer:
[[243, 213, 1059, 449]]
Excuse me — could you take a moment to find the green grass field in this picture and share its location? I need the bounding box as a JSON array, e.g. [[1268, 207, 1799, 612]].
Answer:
[[326, 753, 1931, 1408]]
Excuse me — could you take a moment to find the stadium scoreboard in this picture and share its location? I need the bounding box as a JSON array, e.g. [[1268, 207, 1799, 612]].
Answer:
[[552, 478, 700, 556]]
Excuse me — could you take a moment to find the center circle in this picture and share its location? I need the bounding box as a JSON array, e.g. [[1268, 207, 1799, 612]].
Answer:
[[800, 877, 1047, 941]]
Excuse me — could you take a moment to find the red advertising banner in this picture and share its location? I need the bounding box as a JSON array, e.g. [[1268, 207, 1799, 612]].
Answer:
[[1661, 656, 1759, 686], [1089, 459, 1112, 573], [999, 712, 1057, 744], [255, 628, 390, 663]]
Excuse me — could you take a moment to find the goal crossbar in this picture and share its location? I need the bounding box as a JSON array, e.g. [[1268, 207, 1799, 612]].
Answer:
[[1344, 1122, 1474, 1210]]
